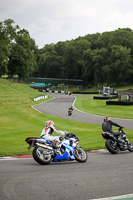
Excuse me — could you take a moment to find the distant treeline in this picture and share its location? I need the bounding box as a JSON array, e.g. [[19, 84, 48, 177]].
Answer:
[[1, 19, 133, 86]]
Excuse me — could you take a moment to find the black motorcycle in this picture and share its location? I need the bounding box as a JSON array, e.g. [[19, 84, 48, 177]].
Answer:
[[102, 128, 133, 154]]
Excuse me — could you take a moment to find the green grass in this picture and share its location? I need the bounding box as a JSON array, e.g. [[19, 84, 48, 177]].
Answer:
[[0, 79, 133, 156], [0, 78, 54, 156], [74, 94, 133, 119]]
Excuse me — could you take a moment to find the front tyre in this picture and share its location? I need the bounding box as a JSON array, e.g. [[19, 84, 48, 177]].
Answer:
[[127, 140, 133, 152], [74, 146, 88, 162], [105, 139, 119, 154], [32, 147, 52, 165]]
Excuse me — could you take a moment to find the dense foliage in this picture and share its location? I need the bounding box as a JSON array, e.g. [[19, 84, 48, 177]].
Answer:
[[0, 19, 38, 81], [38, 29, 133, 87], [1, 19, 133, 86]]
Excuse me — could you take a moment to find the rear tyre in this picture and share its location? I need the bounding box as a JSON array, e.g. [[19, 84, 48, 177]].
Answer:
[[105, 139, 119, 154], [74, 146, 88, 162], [32, 147, 52, 165], [127, 140, 133, 152]]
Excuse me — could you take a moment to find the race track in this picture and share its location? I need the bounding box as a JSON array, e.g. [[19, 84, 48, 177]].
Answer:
[[32, 93, 133, 129], [1, 93, 133, 200], [0, 151, 133, 200]]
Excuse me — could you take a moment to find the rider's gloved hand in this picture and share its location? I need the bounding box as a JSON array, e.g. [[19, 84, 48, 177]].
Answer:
[[64, 132, 69, 138], [119, 126, 124, 131], [65, 133, 76, 138], [65, 132, 72, 138]]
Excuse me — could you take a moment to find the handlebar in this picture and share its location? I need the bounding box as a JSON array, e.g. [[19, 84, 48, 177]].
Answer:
[[119, 127, 124, 131]]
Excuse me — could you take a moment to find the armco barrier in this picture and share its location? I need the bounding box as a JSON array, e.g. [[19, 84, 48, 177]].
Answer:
[[93, 95, 118, 100], [47, 90, 71, 94]]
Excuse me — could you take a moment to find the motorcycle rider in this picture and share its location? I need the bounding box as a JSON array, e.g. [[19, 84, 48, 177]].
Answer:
[[102, 117, 123, 135], [40, 120, 67, 154], [68, 106, 73, 114], [68, 106, 73, 111], [102, 117, 126, 146], [70, 106, 73, 110]]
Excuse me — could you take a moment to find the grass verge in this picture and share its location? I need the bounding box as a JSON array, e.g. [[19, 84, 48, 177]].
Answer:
[[74, 94, 133, 119], [0, 79, 133, 156]]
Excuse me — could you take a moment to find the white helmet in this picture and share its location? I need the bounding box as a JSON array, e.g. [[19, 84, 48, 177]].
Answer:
[[45, 120, 55, 128]]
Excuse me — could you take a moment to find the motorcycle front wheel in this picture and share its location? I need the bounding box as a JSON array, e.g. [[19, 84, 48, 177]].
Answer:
[[127, 140, 133, 152], [105, 139, 119, 154], [32, 147, 52, 165], [74, 146, 88, 162]]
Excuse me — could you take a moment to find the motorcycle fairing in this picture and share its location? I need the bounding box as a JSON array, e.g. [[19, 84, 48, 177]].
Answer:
[[53, 143, 75, 161]]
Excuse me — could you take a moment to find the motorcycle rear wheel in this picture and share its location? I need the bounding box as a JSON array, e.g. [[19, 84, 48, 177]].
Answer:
[[105, 139, 119, 154], [32, 147, 52, 165], [127, 140, 133, 152], [74, 146, 88, 162]]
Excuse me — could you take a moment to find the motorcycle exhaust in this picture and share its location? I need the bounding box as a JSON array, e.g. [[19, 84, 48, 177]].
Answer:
[[36, 142, 53, 150]]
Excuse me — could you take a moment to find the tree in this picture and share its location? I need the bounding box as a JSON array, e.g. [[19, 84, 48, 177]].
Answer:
[[82, 49, 94, 84], [109, 45, 132, 85], [8, 29, 37, 80], [62, 43, 78, 79], [84, 48, 109, 86], [0, 19, 19, 77], [38, 44, 62, 78]]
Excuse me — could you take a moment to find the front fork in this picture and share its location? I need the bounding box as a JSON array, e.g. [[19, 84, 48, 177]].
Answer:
[[74, 145, 81, 155]]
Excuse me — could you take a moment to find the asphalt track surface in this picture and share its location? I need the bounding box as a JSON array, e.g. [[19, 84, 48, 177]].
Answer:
[[1, 93, 133, 200], [0, 151, 133, 200]]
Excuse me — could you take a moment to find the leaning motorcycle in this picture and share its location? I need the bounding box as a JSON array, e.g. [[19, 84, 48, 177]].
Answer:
[[102, 128, 133, 154], [25, 133, 88, 165], [68, 109, 73, 116]]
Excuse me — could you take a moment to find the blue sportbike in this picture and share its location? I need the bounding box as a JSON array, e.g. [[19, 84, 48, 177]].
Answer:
[[25, 133, 88, 165]]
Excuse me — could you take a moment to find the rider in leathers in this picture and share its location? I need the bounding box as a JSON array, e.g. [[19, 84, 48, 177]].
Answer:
[[102, 117, 123, 136], [40, 120, 67, 151]]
